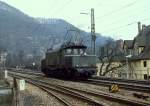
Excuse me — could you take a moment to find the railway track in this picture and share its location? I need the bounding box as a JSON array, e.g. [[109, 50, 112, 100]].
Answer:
[[84, 78, 150, 93], [8, 71, 150, 106], [9, 72, 107, 106], [7, 69, 150, 92], [89, 76, 150, 93], [92, 76, 150, 85], [34, 85, 73, 106]]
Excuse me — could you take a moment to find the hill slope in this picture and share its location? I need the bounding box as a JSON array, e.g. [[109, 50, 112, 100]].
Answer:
[[0, 1, 112, 66]]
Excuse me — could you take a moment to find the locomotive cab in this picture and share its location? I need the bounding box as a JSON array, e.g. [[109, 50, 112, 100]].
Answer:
[[61, 44, 97, 78]]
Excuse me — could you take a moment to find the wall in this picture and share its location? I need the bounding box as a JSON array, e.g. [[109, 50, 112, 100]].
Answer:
[[129, 59, 150, 79]]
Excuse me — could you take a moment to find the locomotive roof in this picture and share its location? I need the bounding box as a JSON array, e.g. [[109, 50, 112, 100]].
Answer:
[[60, 43, 87, 50], [47, 42, 87, 53]]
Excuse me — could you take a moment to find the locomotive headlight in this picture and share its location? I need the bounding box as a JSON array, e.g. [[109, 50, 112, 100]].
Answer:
[[76, 65, 79, 67]]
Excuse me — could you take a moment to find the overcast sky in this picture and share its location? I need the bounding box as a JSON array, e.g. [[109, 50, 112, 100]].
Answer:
[[1, 0, 150, 40]]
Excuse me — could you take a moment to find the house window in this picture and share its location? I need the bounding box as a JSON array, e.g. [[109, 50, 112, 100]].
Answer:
[[143, 61, 147, 67]]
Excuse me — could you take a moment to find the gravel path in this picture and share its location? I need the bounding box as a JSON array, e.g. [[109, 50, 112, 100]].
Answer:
[[18, 83, 66, 106], [7, 76, 65, 106]]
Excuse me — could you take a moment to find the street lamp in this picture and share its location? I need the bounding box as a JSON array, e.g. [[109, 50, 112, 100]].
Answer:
[[125, 54, 132, 79]]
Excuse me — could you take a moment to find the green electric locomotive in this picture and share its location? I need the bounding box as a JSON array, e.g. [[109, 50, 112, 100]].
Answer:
[[41, 42, 97, 79]]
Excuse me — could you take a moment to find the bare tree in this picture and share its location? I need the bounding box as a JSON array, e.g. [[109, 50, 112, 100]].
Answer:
[[98, 40, 125, 76]]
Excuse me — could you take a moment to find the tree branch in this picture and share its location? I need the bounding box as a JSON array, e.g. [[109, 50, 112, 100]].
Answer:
[[102, 63, 126, 76]]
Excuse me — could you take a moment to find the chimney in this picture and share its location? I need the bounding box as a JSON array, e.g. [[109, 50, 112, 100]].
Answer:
[[138, 22, 141, 34]]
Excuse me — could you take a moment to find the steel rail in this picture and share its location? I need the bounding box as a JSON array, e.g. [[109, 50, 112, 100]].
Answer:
[[9, 71, 150, 106], [9, 72, 106, 106], [7, 69, 150, 85], [92, 76, 150, 85], [85, 79, 150, 93], [31, 83, 73, 106], [7, 70, 150, 93]]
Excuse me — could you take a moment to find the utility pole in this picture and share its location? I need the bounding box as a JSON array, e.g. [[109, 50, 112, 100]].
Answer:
[[91, 8, 96, 55]]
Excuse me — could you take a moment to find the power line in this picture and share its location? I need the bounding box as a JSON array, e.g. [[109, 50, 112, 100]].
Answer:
[[99, 6, 150, 28], [78, 0, 143, 30], [51, 0, 73, 17], [103, 22, 137, 33], [79, 3, 150, 34], [48, 0, 60, 16], [96, 0, 140, 20], [101, 17, 150, 33], [81, 5, 150, 31]]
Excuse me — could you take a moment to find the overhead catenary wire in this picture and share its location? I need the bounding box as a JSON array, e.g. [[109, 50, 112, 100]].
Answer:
[[96, 0, 140, 20], [47, 0, 60, 16], [51, 0, 73, 17], [18, 0, 150, 40], [78, 1, 150, 34], [97, 5, 150, 31], [38, 0, 143, 33], [101, 7, 150, 27], [101, 17, 150, 33], [76, 0, 148, 35]]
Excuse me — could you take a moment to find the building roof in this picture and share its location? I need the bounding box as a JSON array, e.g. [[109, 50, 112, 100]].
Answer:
[[135, 25, 150, 47], [123, 40, 133, 49], [137, 46, 150, 59], [140, 25, 150, 36], [117, 46, 150, 61], [125, 46, 150, 61], [134, 36, 145, 47]]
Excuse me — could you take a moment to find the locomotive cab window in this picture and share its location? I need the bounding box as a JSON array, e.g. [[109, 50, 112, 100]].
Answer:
[[73, 49, 78, 54], [73, 49, 85, 55], [66, 49, 72, 54], [79, 49, 84, 54]]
